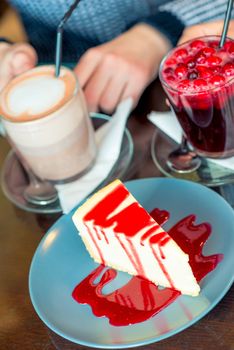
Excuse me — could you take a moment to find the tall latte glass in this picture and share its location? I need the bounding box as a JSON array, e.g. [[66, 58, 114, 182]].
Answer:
[[0, 65, 97, 183], [160, 36, 234, 159]]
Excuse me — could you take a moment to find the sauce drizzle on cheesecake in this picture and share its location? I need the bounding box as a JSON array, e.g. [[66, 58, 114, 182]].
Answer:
[[83, 184, 176, 288], [84, 184, 156, 238], [72, 208, 223, 326]]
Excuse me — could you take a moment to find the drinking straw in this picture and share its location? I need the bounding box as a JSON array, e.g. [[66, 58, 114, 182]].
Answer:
[[219, 0, 234, 48], [55, 0, 81, 77]]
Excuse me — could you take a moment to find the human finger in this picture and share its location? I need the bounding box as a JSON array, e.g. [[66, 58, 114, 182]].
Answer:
[[0, 43, 37, 91], [74, 48, 103, 88], [10, 43, 37, 74], [120, 69, 149, 108], [98, 72, 128, 114], [82, 52, 127, 112], [82, 64, 111, 112]]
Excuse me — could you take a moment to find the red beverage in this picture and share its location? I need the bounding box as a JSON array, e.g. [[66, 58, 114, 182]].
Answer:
[[159, 36, 234, 158]]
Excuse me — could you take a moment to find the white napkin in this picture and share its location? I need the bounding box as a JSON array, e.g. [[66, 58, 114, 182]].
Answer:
[[56, 98, 133, 214], [148, 110, 234, 171]]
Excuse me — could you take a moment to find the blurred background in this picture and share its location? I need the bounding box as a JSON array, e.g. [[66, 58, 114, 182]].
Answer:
[[0, 0, 26, 42]]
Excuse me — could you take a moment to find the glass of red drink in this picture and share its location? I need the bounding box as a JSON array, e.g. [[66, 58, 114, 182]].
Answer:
[[159, 36, 234, 159]]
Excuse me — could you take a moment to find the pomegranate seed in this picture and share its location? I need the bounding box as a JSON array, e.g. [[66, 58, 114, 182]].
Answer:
[[205, 56, 222, 66], [200, 47, 215, 56], [190, 40, 206, 50], [195, 53, 206, 64], [163, 67, 174, 75], [222, 62, 234, 77], [211, 66, 221, 74], [178, 79, 191, 91], [175, 65, 187, 78], [167, 75, 176, 82], [209, 75, 226, 86], [187, 59, 196, 69], [165, 57, 176, 65], [228, 43, 234, 55], [193, 79, 208, 91], [188, 71, 198, 80], [197, 66, 213, 79], [174, 48, 188, 60]]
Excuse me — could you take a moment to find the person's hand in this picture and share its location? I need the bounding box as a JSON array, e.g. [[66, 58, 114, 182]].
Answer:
[[178, 20, 234, 44], [0, 42, 37, 92], [75, 24, 170, 114]]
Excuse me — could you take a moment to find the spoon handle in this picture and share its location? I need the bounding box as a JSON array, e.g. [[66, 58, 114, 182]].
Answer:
[[219, 0, 234, 48], [55, 0, 82, 77]]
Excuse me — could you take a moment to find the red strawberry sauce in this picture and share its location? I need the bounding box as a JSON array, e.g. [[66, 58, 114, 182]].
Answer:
[[72, 204, 223, 326]]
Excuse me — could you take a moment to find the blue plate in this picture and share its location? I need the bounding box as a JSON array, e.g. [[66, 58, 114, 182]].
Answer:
[[29, 178, 234, 348]]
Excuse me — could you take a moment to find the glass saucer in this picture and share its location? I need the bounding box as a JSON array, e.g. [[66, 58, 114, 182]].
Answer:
[[151, 128, 234, 187], [1, 114, 134, 214]]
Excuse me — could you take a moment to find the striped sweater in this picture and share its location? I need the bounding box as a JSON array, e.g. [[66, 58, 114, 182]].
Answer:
[[7, 0, 234, 63]]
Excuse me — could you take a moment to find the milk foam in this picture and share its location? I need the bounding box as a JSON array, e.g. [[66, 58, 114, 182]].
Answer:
[[7, 75, 66, 116]]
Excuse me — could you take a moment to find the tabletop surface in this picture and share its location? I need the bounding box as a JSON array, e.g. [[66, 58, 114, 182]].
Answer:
[[0, 80, 233, 350]]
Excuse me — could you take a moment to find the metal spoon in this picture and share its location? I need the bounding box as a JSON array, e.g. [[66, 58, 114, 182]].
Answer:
[[23, 168, 58, 206], [167, 135, 201, 173], [55, 0, 81, 77], [219, 0, 233, 48]]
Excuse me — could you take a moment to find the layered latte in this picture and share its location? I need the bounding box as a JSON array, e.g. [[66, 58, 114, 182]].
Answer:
[[0, 66, 96, 182]]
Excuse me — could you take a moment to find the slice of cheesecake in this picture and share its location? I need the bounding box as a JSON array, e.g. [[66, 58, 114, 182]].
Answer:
[[72, 179, 200, 296]]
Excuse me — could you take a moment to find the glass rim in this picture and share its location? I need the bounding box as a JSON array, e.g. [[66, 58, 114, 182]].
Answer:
[[159, 35, 234, 96], [0, 64, 80, 124]]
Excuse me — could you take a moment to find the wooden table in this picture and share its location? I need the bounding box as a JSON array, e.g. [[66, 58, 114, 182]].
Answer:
[[0, 80, 233, 350]]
